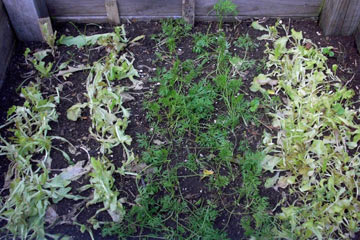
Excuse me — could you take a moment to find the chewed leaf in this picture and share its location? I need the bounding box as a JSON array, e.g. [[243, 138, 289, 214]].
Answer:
[[57, 65, 90, 80], [262, 155, 281, 172], [58, 33, 113, 48], [265, 172, 280, 188], [311, 140, 327, 156], [251, 21, 267, 31], [66, 103, 87, 121], [59, 161, 91, 181], [291, 29, 303, 41], [276, 176, 289, 189], [33, 49, 51, 61], [254, 74, 277, 86]]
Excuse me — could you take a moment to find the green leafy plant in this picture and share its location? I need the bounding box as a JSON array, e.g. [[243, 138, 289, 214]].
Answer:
[[158, 19, 192, 53], [237, 151, 275, 239], [213, 0, 238, 29], [234, 33, 257, 51], [0, 83, 81, 239], [28, 49, 53, 78], [80, 157, 126, 225], [321, 47, 335, 57], [40, 22, 57, 56], [193, 32, 215, 54], [252, 21, 360, 239]]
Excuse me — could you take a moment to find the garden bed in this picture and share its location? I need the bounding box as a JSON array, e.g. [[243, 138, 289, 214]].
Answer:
[[0, 14, 360, 240]]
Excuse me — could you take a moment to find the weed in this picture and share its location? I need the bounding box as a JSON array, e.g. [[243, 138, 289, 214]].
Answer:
[[237, 151, 275, 239], [234, 33, 257, 51], [321, 47, 335, 57], [213, 0, 238, 30], [193, 32, 216, 54], [40, 22, 57, 56], [158, 19, 192, 53]]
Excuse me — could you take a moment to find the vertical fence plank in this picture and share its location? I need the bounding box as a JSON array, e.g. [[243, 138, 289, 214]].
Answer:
[[356, 24, 360, 53], [341, 0, 360, 36], [0, 1, 15, 88], [105, 0, 120, 25], [3, 0, 50, 41], [320, 0, 360, 36], [182, 0, 195, 25]]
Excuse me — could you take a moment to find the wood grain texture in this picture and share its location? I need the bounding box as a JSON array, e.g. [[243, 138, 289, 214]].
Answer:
[[0, 0, 15, 89], [46, 0, 106, 17], [356, 24, 360, 53], [183, 0, 195, 25], [105, 0, 120, 24], [3, 0, 49, 41], [196, 0, 322, 17], [45, 0, 322, 23], [320, 0, 360, 36], [341, 0, 360, 35]]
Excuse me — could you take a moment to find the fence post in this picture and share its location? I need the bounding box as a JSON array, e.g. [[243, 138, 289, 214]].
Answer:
[[182, 0, 195, 26], [2, 0, 50, 41], [356, 24, 360, 53], [320, 0, 360, 36], [105, 0, 120, 25]]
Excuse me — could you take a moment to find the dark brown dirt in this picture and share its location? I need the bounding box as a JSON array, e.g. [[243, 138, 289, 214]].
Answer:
[[0, 18, 359, 240]]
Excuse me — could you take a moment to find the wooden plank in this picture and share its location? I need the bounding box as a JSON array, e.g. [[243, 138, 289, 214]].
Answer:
[[46, 0, 322, 23], [105, 0, 120, 25], [320, 0, 348, 36], [320, 0, 360, 36], [182, 0, 195, 25], [196, 0, 322, 17], [356, 24, 360, 53], [341, 0, 360, 35], [3, 0, 49, 41], [0, 1, 16, 89], [46, 0, 106, 17]]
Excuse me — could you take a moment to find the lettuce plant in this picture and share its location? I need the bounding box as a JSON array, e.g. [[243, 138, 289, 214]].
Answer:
[[252, 21, 360, 239]]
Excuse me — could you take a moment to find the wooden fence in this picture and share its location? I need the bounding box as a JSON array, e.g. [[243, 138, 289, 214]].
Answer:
[[45, 0, 322, 23], [0, 0, 15, 88]]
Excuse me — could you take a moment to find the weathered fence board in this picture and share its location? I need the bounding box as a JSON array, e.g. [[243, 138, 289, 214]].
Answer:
[[105, 0, 120, 24], [3, 0, 49, 41], [341, 0, 360, 36], [45, 0, 322, 23], [320, 0, 360, 36], [183, 0, 195, 25], [356, 24, 360, 53], [0, 1, 15, 88], [197, 0, 322, 17]]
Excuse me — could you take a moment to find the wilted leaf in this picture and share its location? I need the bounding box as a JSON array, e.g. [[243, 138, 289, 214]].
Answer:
[[265, 172, 280, 188], [153, 139, 165, 145], [56, 65, 89, 80], [251, 21, 267, 31], [67, 103, 87, 121], [262, 155, 281, 172], [201, 169, 214, 179], [59, 161, 91, 181], [45, 206, 59, 226], [276, 176, 289, 189], [120, 92, 135, 103]]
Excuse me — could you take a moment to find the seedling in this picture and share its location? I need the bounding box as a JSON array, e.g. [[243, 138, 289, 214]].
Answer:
[[234, 33, 257, 51], [213, 0, 238, 30], [321, 47, 335, 57]]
